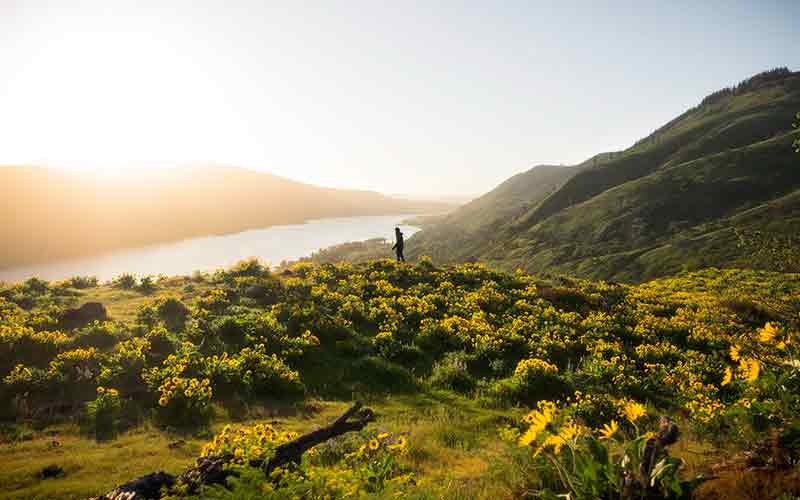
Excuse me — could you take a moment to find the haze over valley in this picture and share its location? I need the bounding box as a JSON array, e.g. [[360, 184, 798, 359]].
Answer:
[[0, 164, 448, 270]]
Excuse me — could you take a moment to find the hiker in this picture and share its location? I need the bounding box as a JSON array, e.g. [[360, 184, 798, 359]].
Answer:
[[392, 227, 405, 262]]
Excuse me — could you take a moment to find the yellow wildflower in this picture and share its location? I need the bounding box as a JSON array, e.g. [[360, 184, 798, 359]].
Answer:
[[622, 401, 646, 423], [744, 358, 760, 382], [518, 401, 556, 447], [534, 434, 565, 457], [369, 438, 380, 450], [721, 367, 733, 386], [759, 323, 777, 343], [558, 419, 580, 442], [730, 345, 741, 361], [598, 420, 618, 440], [96, 386, 105, 394]]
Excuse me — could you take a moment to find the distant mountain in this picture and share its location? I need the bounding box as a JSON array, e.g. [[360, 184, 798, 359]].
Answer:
[[409, 68, 800, 281], [0, 164, 451, 269]]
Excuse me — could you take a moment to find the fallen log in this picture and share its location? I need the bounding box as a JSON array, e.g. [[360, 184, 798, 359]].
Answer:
[[90, 402, 375, 500]]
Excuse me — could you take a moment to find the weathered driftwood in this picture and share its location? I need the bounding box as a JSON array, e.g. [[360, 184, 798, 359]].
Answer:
[[90, 403, 375, 500]]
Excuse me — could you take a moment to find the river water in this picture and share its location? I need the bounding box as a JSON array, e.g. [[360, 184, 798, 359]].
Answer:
[[0, 214, 421, 283]]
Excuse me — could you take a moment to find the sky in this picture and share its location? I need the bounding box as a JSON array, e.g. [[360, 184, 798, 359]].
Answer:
[[1, 1, 798, 197]]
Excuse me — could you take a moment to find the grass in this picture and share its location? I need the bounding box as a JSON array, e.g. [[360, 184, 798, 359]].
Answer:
[[0, 391, 525, 500], [78, 277, 214, 323], [0, 424, 201, 500]]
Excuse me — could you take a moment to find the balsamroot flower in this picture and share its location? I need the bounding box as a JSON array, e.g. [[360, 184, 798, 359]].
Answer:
[[721, 367, 733, 386], [759, 322, 778, 343], [598, 420, 618, 440], [518, 400, 557, 446], [622, 400, 647, 423], [741, 358, 761, 382]]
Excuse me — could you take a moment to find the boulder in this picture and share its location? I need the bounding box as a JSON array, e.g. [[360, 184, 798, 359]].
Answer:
[[58, 302, 107, 329]]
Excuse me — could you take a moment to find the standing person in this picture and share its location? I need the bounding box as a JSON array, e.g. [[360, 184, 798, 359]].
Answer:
[[392, 227, 405, 262]]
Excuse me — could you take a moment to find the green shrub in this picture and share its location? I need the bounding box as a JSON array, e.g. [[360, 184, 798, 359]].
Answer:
[[156, 297, 190, 331], [136, 276, 158, 294], [237, 346, 305, 398], [415, 319, 465, 357], [67, 276, 98, 289], [113, 274, 137, 289], [479, 367, 572, 408], [70, 321, 120, 350], [85, 386, 121, 440], [428, 352, 475, 394], [0, 324, 68, 376], [153, 376, 213, 429], [23, 277, 50, 296], [97, 337, 148, 396], [350, 356, 418, 393], [145, 327, 175, 363]]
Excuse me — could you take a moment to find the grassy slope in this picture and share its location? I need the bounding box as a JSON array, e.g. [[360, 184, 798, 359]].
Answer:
[[408, 164, 581, 263], [496, 131, 800, 281], [407, 70, 800, 282], [0, 391, 516, 500]]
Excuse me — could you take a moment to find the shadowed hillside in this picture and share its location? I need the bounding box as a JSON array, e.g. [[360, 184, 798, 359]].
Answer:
[[0, 165, 451, 269], [409, 68, 800, 281]]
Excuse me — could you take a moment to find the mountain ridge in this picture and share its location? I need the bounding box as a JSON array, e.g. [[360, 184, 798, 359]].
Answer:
[[408, 67, 800, 281]]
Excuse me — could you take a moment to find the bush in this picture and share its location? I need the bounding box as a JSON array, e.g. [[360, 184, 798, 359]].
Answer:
[[429, 352, 476, 394], [0, 324, 68, 376], [23, 277, 50, 296], [479, 362, 572, 408], [70, 321, 120, 350], [197, 288, 230, 313], [67, 276, 98, 289], [210, 315, 249, 348], [235, 345, 305, 398], [156, 297, 190, 331], [145, 327, 175, 364], [537, 286, 594, 312], [85, 386, 121, 440], [97, 338, 149, 396], [236, 276, 284, 306], [219, 258, 270, 284], [113, 274, 137, 289], [350, 356, 418, 393], [136, 276, 158, 294], [154, 376, 213, 428], [415, 319, 465, 357]]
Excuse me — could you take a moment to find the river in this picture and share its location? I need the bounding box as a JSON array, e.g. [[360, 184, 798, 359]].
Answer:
[[0, 214, 421, 283]]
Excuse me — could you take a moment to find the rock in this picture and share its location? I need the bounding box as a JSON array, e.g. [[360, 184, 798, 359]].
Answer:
[[58, 302, 107, 329], [41, 464, 64, 479]]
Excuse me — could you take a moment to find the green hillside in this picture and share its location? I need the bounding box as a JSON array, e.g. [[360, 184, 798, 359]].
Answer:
[[408, 68, 800, 281]]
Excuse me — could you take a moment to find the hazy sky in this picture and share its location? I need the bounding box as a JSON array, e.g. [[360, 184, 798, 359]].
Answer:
[[1, 1, 798, 196]]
